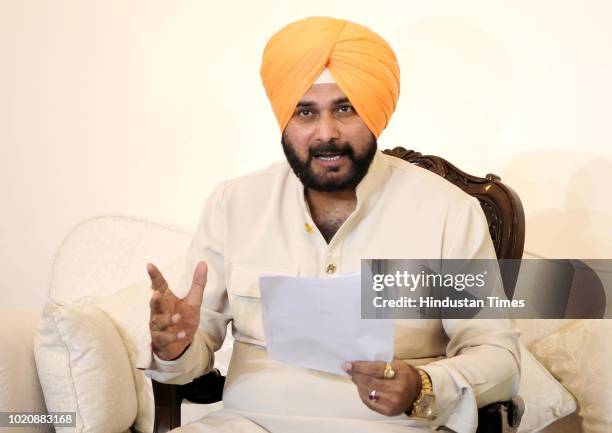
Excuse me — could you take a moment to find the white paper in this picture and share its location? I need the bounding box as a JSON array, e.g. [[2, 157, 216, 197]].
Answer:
[[259, 273, 394, 376]]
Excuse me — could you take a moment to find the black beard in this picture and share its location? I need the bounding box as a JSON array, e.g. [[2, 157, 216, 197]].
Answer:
[[281, 134, 377, 192]]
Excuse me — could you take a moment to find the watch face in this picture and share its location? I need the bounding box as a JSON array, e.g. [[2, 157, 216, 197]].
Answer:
[[420, 395, 435, 407], [416, 394, 437, 419]]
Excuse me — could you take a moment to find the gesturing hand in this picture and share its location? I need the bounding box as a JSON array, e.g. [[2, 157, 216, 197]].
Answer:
[[343, 357, 422, 417], [146, 261, 207, 361]]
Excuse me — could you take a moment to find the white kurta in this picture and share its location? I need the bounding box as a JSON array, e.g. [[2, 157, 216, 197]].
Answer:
[[137, 151, 520, 433]]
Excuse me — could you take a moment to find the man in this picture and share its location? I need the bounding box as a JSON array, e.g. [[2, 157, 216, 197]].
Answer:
[[139, 16, 520, 433]]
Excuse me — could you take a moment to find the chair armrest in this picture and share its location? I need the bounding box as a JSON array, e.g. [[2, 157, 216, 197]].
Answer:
[[476, 396, 524, 433], [152, 379, 182, 433], [152, 369, 225, 433]]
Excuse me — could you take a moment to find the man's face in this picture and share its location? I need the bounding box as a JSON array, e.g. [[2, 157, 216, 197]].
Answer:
[[282, 83, 377, 192]]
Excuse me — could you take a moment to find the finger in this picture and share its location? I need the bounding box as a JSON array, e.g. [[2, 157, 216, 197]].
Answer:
[[149, 290, 164, 314], [349, 360, 387, 378], [151, 330, 177, 348], [147, 263, 170, 294], [185, 261, 208, 307], [355, 385, 395, 416], [356, 386, 373, 409], [351, 373, 386, 391], [150, 313, 181, 331], [151, 329, 184, 348]]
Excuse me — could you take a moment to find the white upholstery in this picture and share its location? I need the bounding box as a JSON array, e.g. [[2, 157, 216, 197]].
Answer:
[[0, 309, 52, 433], [514, 319, 579, 347], [50, 215, 191, 303], [44, 215, 230, 431], [531, 320, 612, 433], [35, 302, 138, 433], [516, 343, 576, 432], [513, 320, 583, 433], [93, 257, 189, 433]]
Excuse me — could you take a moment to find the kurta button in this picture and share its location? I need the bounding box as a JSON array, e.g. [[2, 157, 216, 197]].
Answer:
[[304, 223, 314, 233], [325, 263, 337, 274]]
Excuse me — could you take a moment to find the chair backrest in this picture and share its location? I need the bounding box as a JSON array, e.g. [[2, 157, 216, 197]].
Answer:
[[50, 215, 191, 304], [383, 147, 526, 298]]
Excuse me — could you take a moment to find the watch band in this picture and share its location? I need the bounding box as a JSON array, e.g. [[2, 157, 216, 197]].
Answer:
[[408, 368, 437, 420]]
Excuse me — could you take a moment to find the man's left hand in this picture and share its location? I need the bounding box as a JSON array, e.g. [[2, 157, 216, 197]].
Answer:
[[343, 357, 421, 416]]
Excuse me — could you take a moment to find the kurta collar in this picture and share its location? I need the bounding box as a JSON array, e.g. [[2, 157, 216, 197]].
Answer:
[[355, 149, 389, 208]]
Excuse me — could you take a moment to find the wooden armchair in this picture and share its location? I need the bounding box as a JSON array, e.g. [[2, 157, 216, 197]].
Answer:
[[152, 146, 526, 433]]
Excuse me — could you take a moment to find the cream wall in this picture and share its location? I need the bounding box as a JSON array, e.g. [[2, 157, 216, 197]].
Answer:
[[1, 0, 610, 309]]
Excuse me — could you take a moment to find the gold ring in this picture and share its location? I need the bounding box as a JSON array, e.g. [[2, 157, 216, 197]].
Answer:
[[383, 362, 396, 379]]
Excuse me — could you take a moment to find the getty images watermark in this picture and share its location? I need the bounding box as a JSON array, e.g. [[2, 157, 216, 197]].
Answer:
[[361, 259, 612, 319]]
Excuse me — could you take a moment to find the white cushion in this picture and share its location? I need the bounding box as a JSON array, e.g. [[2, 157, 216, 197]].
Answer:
[[517, 341, 577, 432], [34, 302, 138, 433], [92, 279, 154, 433], [37, 253, 196, 433], [530, 320, 612, 433], [514, 319, 578, 346], [92, 257, 186, 433]]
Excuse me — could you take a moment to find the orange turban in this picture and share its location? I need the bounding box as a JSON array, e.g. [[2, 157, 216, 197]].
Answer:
[[260, 16, 400, 138]]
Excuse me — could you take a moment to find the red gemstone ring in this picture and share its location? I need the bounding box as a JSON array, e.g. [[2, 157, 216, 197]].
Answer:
[[368, 389, 379, 402]]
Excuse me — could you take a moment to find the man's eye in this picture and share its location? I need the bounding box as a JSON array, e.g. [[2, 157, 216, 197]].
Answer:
[[298, 109, 313, 117], [338, 105, 353, 113]]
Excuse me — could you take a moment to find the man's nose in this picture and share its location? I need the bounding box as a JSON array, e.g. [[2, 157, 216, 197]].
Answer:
[[314, 112, 341, 143]]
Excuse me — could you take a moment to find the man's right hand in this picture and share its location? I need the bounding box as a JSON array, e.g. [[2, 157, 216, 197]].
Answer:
[[146, 261, 208, 361]]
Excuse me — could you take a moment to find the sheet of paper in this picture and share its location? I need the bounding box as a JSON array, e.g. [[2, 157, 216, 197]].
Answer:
[[259, 273, 394, 376]]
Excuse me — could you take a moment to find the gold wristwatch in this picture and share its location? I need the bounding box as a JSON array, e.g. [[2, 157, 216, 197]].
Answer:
[[408, 368, 437, 421]]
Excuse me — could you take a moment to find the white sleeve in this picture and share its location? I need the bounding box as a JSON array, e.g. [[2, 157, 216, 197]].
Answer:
[[136, 182, 232, 385], [419, 197, 521, 433]]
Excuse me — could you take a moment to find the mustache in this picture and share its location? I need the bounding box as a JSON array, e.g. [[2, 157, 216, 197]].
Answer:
[[308, 142, 355, 159]]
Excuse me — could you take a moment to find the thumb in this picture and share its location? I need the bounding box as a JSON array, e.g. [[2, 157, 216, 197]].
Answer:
[[186, 261, 208, 306]]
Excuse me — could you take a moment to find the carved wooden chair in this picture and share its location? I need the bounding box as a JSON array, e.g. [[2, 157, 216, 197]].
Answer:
[[152, 146, 526, 433]]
